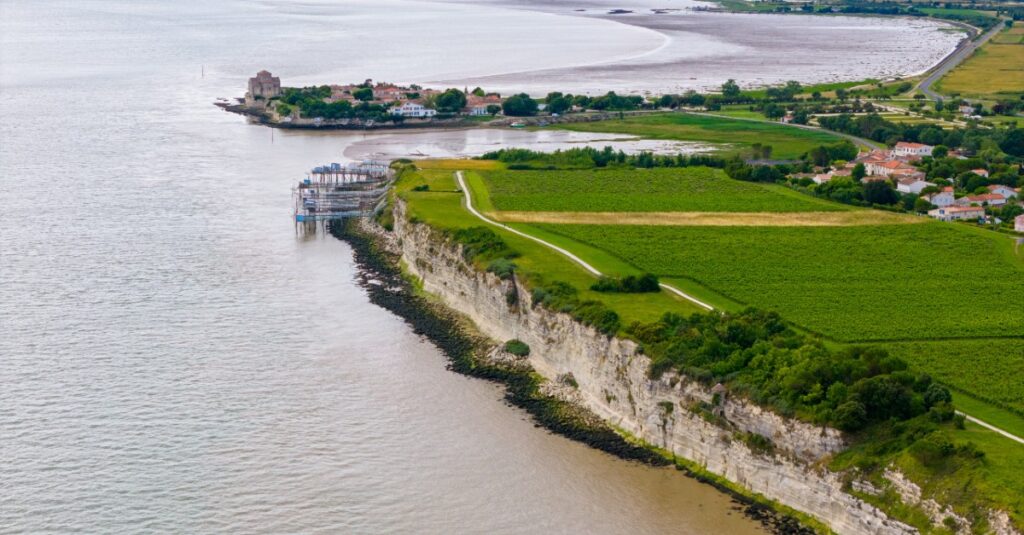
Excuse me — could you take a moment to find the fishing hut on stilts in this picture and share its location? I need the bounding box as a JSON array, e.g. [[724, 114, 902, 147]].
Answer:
[[293, 159, 393, 234]]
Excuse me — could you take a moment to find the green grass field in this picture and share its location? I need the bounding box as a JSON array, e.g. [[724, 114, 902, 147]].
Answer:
[[477, 167, 848, 213], [532, 223, 1024, 343], [936, 27, 1024, 98], [397, 163, 704, 325], [555, 113, 843, 160], [884, 339, 1024, 416], [399, 160, 1024, 529]]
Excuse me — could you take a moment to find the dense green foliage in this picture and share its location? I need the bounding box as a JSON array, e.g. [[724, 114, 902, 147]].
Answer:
[[277, 85, 393, 121], [450, 226, 519, 263], [502, 93, 539, 116], [630, 308, 952, 431], [591, 274, 660, 293], [530, 280, 621, 335], [537, 223, 1024, 342], [479, 167, 845, 212], [480, 146, 729, 169], [435, 88, 467, 113], [504, 339, 531, 357]]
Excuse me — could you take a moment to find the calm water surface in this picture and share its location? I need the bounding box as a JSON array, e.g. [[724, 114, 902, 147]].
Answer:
[[0, 1, 767, 533]]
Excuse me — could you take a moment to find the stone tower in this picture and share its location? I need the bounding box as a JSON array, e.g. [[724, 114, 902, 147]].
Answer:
[[247, 70, 281, 101]]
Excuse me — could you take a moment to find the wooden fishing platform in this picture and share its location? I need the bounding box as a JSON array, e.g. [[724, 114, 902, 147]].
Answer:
[[293, 160, 392, 226]]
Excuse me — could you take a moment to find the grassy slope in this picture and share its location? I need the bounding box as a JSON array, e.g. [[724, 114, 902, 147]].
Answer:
[[477, 167, 848, 213], [554, 112, 842, 160]]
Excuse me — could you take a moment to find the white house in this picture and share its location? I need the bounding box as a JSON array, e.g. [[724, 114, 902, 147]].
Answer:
[[928, 206, 985, 221], [986, 185, 1018, 199], [1016, 214, 1024, 232], [391, 102, 436, 118], [924, 189, 955, 207], [891, 142, 934, 158], [896, 177, 935, 195]]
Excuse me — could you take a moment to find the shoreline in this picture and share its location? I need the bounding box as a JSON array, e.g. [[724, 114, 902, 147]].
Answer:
[[330, 217, 816, 535]]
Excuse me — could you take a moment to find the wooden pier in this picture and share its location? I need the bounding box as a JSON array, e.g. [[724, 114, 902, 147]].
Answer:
[[293, 160, 392, 228]]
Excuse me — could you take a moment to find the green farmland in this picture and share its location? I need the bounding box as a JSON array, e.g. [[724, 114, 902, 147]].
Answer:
[[534, 223, 1024, 343], [395, 159, 1024, 529], [555, 113, 843, 159], [478, 167, 847, 213]]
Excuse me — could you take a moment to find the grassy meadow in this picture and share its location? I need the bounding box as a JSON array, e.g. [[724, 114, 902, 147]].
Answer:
[[936, 26, 1024, 98], [396, 161, 705, 325], [555, 113, 842, 159], [476, 167, 847, 213], [533, 223, 1024, 342]]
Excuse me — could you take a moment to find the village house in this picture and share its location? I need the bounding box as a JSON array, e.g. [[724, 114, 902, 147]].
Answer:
[[390, 101, 436, 118], [957, 193, 1006, 207], [928, 205, 985, 222], [896, 177, 935, 195], [924, 187, 956, 208], [1016, 214, 1024, 232], [971, 168, 989, 178], [986, 185, 1018, 198], [465, 94, 502, 116], [891, 142, 933, 159], [372, 82, 405, 102], [866, 159, 919, 178], [860, 175, 890, 184], [854, 149, 890, 165], [246, 70, 281, 105], [813, 173, 833, 185]]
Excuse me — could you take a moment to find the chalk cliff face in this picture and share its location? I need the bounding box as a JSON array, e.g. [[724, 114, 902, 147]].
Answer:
[[383, 200, 1016, 535]]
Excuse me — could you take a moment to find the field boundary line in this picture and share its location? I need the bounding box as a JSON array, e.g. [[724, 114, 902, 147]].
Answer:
[[455, 171, 714, 311], [454, 170, 1023, 446]]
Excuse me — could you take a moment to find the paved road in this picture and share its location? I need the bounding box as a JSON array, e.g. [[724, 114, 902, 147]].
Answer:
[[453, 171, 1024, 447], [918, 20, 1006, 101]]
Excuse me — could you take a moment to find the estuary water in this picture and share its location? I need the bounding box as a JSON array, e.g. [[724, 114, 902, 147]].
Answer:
[[0, 0, 957, 533]]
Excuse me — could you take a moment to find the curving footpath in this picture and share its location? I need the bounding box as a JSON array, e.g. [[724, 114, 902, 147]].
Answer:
[[454, 171, 714, 310], [454, 171, 1024, 446]]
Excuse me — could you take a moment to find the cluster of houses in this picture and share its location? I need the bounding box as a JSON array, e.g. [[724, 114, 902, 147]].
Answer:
[[243, 72, 506, 119], [810, 141, 1021, 224], [812, 142, 936, 191], [323, 80, 502, 118]]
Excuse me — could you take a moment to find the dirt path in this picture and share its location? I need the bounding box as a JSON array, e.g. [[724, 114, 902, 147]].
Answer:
[[454, 171, 714, 310]]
